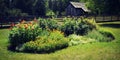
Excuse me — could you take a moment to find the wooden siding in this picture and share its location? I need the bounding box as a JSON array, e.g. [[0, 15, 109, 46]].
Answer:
[[65, 3, 86, 16]]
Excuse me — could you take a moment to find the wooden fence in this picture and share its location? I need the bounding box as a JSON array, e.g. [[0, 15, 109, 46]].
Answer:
[[0, 16, 35, 27], [0, 15, 120, 27], [87, 15, 120, 22]]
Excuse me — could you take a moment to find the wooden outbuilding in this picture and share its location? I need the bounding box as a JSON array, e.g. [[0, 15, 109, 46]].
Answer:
[[65, 2, 90, 16]]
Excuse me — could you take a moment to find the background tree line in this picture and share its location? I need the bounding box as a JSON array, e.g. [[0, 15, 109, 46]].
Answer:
[[0, 0, 120, 17]]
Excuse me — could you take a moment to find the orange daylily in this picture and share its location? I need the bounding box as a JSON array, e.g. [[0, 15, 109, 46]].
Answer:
[[24, 24, 28, 29]]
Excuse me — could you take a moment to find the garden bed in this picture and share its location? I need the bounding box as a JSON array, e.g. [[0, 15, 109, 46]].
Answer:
[[8, 18, 115, 53]]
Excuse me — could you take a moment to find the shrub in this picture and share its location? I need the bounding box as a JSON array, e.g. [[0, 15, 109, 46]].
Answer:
[[20, 30, 69, 53], [38, 18, 58, 30], [68, 34, 96, 46], [39, 29, 50, 37], [76, 18, 97, 35], [9, 20, 41, 50], [60, 18, 78, 36], [86, 30, 115, 42], [61, 18, 97, 36], [99, 29, 115, 42]]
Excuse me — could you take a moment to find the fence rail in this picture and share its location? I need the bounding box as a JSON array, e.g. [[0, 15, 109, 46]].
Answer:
[[0, 15, 120, 27], [0, 16, 35, 27], [87, 15, 120, 22]]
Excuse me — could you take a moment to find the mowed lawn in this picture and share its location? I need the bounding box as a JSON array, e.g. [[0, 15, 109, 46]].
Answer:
[[0, 22, 120, 60]]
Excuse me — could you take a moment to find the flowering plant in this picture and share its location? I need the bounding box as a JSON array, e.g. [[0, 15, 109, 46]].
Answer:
[[9, 20, 41, 50], [20, 30, 69, 53]]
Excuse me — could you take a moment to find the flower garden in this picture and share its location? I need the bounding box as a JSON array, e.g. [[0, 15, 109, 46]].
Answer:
[[8, 18, 115, 53]]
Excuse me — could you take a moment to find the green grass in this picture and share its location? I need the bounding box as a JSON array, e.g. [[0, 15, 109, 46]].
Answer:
[[0, 22, 120, 60]]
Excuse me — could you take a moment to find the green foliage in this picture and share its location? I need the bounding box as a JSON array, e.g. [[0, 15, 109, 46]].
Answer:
[[60, 18, 78, 36], [39, 29, 50, 37], [68, 34, 96, 46], [46, 10, 55, 18], [61, 18, 97, 36], [9, 20, 41, 50], [20, 30, 69, 53], [38, 18, 58, 30], [86, 30, 115, 42], [7, 9, 28, 17], [8, 17, 115, 53], [76, 18, 97, 35], [85, 0, 120, 15], [99, 29, 115, 42]]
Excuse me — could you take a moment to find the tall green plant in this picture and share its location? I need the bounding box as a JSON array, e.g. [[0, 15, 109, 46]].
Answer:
[[38, 18, 58, 30], [61, 18, 97, 36], [86, 30, 115, 42]]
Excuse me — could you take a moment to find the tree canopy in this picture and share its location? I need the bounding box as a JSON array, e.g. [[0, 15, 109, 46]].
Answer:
[[0, 0, 119, 17]]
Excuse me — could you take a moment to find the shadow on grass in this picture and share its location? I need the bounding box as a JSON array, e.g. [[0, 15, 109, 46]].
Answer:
[[100, 24, 120, 28]]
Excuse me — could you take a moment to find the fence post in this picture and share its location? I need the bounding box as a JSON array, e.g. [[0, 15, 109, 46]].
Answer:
[[111, 15, 112, 21], [0, 23, 2, 28], [0, 17, 2, 28], [103, 15, 105, 21], [117, 15, 119, 21], [118, 15, 120, 21]]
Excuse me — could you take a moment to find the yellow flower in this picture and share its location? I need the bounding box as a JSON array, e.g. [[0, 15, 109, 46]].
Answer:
[[24, 24, 28, 29]]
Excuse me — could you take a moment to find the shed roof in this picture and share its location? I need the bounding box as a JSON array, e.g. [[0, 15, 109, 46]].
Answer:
[[70, 2, 90, 12]]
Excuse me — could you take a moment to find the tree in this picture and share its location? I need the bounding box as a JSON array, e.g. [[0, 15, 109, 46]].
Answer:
[[104, 0, 120, 15], [34, 0, 46, 16], [84, 0, 120, 15], [85, 0, 105, 15], [0, 0, 9, 16]]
